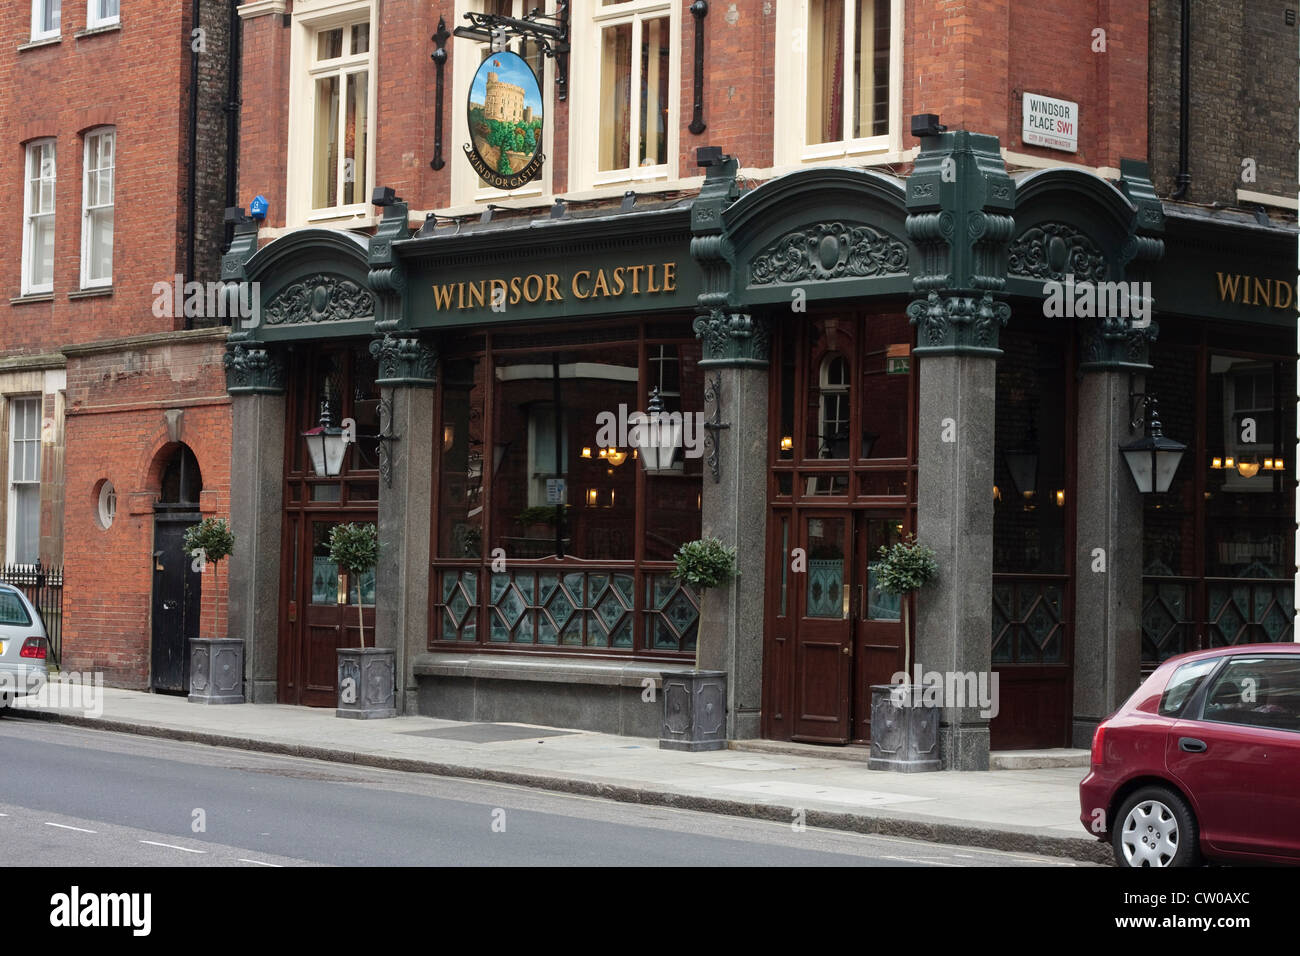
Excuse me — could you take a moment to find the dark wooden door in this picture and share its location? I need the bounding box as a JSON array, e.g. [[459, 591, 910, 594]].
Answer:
[[296, 517, 376, 707], [793, 513, 853, 742], [151, 514, 202, 693], [852, 513, 906, 742]]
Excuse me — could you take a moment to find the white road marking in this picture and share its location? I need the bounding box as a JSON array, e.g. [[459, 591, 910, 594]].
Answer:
[[237, 858, 282, 867], [882, 855, 961, 867], [45, 822, 96, 833], [139, 840, 205, 854]]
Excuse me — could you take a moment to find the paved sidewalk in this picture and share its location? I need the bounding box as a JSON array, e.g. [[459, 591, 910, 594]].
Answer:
[[7, 687, 1107, 864]]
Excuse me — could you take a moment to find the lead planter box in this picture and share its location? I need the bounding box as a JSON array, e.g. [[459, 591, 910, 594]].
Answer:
[[868, 684, 940, 772], [336, 647, 397, 719], [188, 638, 245, 704], [659, 669, 727, 751]]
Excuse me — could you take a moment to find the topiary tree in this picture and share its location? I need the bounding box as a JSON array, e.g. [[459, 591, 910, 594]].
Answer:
[[875, 534, 938, 675], [672, 537, 737, 666], [328, 522, 379, 649], [183, 518, 234, 639]]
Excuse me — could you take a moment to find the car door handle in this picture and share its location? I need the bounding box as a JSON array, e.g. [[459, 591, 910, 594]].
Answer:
[[1179, 737, 1207, 753]]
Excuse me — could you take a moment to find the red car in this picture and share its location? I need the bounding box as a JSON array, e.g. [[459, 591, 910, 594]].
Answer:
[[1080, 643, 1300, 867]]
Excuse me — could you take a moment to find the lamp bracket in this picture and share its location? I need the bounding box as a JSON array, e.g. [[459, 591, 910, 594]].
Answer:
[[376, 396, 400, 489], [702, 372, 730, 484], [455, 2, 570, 100], [1128, 374, 1153, 433]]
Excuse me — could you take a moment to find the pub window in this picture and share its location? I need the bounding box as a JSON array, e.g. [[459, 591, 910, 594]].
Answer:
[[7, 398, 41, 566], [818, 354, 851, 459], [287, 3, 376, 223], [573, 0, 679, 188], [22, 140, 56, 296], [87, 0, 118, 29], [31, 0, 60, 40], [774, 0, 902, 166], [80, 127, 114, 288]]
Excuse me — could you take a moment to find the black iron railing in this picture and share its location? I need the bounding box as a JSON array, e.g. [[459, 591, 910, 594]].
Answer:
[[0, 561, 63, 666]]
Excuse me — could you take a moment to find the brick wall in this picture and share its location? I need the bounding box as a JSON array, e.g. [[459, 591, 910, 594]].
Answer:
[[62, 332, 231, 688], [1148, 0, 1299, 204]]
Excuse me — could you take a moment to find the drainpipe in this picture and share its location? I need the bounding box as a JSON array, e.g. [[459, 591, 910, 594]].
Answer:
[[1171, 0, 1191, 199], [223, 0, 242, 268], [185, 0, 201, 329]]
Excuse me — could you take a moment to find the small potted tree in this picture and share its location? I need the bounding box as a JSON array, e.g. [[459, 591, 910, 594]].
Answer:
[[329, 522, 395, 719], [185, 517, 243, 704], [869, 534, 940, 771], [659, 537, 736, 751]]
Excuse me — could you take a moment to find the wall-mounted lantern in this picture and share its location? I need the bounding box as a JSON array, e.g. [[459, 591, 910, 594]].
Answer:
[[1121, 394, 1187, 494], [631, 387, 681, 472], [302, 401, 350, 478]]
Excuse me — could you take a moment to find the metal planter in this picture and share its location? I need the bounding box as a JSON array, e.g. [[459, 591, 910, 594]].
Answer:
[[188, 638, 245, 704], [659, 669, 727, 751], [336, 647, 397, 719], [868, 684, 941, 772]]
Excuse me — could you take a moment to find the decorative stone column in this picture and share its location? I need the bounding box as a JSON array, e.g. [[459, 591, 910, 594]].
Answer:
[[905, 130, 1016, 770], [370, 333, 436, 715], [693, 310, 770, 739], [223, 344, 286, 704]]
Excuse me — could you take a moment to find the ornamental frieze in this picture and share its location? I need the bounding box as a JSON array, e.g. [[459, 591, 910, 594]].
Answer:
[[1007, 223, 1107, 283], [263, 274, 375, 325], [750, 222, 908, 285]]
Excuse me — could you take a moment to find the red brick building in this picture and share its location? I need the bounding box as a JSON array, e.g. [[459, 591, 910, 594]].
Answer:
[[0, 1, 236, 689]]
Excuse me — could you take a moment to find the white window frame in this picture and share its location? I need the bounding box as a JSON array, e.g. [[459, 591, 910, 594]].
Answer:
[[286, 0, 378, 226], [80, 127, 115, 289], [30, 0, 60, 41], [450, 0, 556, 207], [87, 0, 119, 29], [774, 0, 904, 168], [22, 140, 56, 297], [7, 397, 42, 567], [570, 0, 680, 191]]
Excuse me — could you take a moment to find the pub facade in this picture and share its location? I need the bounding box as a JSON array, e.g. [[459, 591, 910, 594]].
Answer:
[[220, 0, 1296, 769]]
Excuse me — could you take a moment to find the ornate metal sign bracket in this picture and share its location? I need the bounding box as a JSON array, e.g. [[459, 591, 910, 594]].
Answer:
[[376, 396, 401, 489], [454, 1, 571, 101], [688, 2, 708, 134], [429, 18, 451, 170], [702, 372, 729, 484]]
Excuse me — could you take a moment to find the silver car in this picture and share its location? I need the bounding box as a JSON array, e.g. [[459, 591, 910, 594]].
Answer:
[[0, 583, 49, 709]]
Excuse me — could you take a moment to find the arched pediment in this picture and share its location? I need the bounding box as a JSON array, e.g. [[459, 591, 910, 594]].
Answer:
[[722, 167, 913, 304]]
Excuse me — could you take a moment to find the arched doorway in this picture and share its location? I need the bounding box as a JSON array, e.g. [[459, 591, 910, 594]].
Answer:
[[152, 444, 203, 693]]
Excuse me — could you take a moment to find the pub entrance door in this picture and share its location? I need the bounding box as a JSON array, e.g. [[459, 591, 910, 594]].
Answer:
[[779, 508, 907, 744]]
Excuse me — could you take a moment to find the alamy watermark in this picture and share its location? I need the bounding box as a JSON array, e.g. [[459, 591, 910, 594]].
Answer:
[[888, 665, 1000, 719], [1042, 274, 1152, 327], [1, 670, 104, 718], [594, 404, 706, 459], [152, 275, 260, 328]]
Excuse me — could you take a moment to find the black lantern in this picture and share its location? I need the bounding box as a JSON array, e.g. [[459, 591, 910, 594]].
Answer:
[[632, 387, 681, 472], [302, 400, 349, 477], [1120, 396, 1186, 494]]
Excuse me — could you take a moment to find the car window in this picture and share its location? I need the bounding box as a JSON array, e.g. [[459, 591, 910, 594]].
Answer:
[[0, 591, 32, 627], [1158, 658, 1219, 717], [1200, 657, 1300, 733]]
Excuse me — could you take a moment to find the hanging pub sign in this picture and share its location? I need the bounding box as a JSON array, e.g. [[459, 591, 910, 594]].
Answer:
[[465, 50, 545, 191]]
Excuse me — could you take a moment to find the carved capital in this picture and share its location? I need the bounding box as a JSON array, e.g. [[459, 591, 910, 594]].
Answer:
[[370, 333, 438, 387], [1079, 315, 1159, 372], [224, 344, 285, 394], [693, 310, 770, 367], [907, 291, 1010, 356]]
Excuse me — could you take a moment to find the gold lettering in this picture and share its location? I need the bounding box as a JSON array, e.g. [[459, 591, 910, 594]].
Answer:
[[662, 262, 676, 292], [456, 282, 465, 310], [489, 278, 507, 308], [1217, 272, 1242, 302], [545, 273, 562, 302], [1276, 281, 1294, 310], [611, 267, 625, 296], [647, 264, 660, 294], [572, 270, 591, 299], [468, 281, 486, 309], [627, 264, 644, 293], [1253, 278, 1270, 307], [509, 276, 523, 305], [523, 274, 543, 303], [432, 284, 454, 310], [591, 269, 609, 297]]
